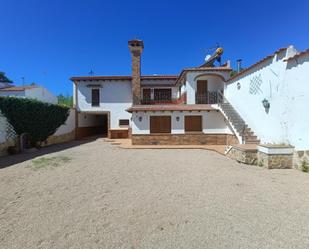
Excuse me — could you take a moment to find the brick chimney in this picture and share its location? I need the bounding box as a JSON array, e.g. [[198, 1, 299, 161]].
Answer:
[[128, 39, 144, 104]]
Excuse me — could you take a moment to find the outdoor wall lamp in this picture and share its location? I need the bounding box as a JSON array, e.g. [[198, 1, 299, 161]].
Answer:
[[237, 82, 241, 90], [138, 116, 142, 122], [176, 116, 180, 121], [262, 98, 270, 113]]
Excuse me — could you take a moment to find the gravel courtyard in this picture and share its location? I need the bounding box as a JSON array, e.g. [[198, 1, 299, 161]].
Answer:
[[1, 138, 309, 249]]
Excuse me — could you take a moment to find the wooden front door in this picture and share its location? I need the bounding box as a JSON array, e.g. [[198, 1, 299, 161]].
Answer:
[[196, 80, 208, 104]]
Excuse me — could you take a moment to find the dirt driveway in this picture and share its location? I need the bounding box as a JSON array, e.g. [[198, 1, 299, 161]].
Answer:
[[1, 138, 309, 249]]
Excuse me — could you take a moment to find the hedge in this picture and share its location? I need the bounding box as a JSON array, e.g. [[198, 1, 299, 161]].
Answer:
[[0, 97, 69, 146]]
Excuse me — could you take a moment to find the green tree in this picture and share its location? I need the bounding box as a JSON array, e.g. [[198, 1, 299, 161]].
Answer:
[[0, 97, 69, 146], [58, 94, 73, 107], [0, 72, 13, 83]]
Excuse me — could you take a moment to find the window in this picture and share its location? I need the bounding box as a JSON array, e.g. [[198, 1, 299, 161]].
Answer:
[[143, 88, 151, 100], [154, 88, 172, 101], [119, 119, 129, 126], [185, 116, 202, 132], [91, 89, 100, 106], [150, 116, 171, 134]]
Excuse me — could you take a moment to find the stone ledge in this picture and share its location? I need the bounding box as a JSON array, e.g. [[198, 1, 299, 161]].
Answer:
[[258, 144, 294, 155], [43, 131, 75, 147], [226, 146, 257, 165]]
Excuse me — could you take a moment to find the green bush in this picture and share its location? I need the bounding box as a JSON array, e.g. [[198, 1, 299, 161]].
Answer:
[[301, 161, 309, 173], [0, 97, 69, 146]]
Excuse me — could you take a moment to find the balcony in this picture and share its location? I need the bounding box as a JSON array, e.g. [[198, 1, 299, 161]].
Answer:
[[195, 91, 223, 104], [140, 92, 186, 105]]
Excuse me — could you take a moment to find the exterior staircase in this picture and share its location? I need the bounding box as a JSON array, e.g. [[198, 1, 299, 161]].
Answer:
[[219, 102, 260, 144]]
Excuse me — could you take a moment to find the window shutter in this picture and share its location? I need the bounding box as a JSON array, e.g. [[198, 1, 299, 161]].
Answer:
[[185, 116, 202, 132], [150, 116, 171, 133]]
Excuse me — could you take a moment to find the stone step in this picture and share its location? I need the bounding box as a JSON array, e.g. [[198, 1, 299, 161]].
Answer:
[[245, 139, 260, 144], [219, 102, 260, 144], [230, 120, 245, 125], [244, 135, 257, 140], [244, 131, 254, 136], [245, 141, 260, 144]]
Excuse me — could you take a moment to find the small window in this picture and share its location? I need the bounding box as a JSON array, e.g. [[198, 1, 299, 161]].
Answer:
[[150, 116, 171, 134], [119, 119, 129, 126], [185, 116, 202, 132], [91, 89, 100, 107]]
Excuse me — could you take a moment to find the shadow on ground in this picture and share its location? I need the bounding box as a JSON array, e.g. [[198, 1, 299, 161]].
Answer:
[[0, 137, 98, 169]]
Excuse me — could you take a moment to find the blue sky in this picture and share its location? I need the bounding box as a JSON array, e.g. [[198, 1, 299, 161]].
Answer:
[[1, 0, 309, 95]]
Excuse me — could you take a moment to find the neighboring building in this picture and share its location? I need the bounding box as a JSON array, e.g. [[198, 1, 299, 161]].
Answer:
[[71, 40, 309, 151], [0, 82, 13, 89], [0, 84, 57, 104]]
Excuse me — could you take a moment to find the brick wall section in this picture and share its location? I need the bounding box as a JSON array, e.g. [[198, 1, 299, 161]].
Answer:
[[131, 50, 141, 104], [128, 40, 143, 105], [132, 133, 237, 145]]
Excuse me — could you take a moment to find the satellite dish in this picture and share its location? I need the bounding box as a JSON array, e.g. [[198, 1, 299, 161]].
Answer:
[[205, 54, 211, 61]]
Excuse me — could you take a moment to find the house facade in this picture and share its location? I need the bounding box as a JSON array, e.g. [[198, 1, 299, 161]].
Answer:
[[0, 84, 57, 104], [71, 40, 309, 150]]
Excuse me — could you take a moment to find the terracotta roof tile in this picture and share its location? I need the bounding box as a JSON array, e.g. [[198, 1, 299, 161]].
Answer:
[[175, 66, 232, 85], [0, 85, 38, 91]]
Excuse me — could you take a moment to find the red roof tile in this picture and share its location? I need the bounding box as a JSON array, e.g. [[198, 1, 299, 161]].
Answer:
[[0, 85, 38, 91], [175, 66, 232, 85]]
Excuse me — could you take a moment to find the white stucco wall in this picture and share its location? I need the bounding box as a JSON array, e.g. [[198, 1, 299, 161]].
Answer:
[[225, 47, 309, 150], [132, 110, 232, 135], [54, 109, 75, 136], [76, 80, 132, 129], [26, 87, 57, 104], [185, 71, 229, 104]]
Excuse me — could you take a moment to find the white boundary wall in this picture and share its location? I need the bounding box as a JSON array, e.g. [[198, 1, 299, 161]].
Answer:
[[226, 46, 309, 150], [53, 109, 75, 136]]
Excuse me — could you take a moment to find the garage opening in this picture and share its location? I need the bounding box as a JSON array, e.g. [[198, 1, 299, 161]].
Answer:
[[76, 112, 108, 139]]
